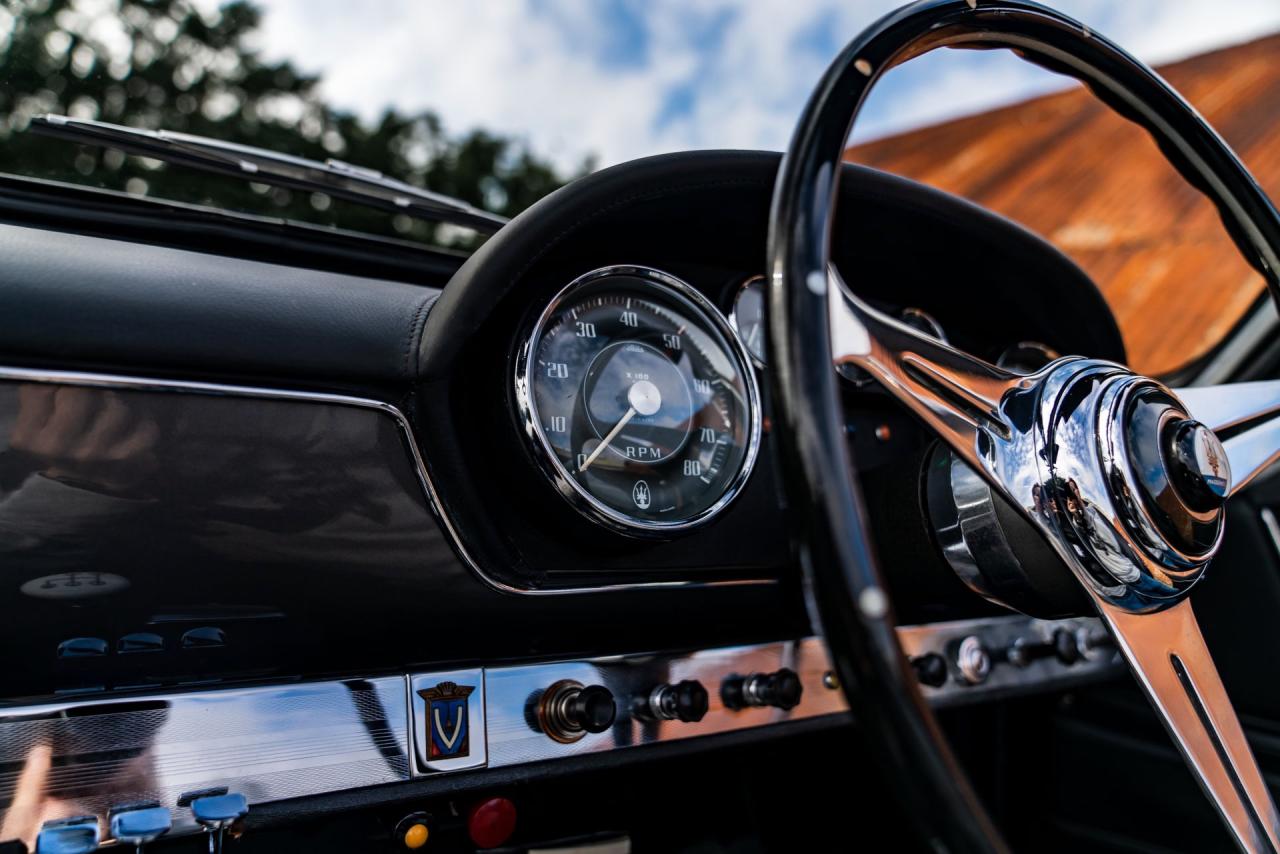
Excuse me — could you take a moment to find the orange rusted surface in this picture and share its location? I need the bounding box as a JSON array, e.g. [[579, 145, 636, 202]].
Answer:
[[845, 34, 1280, 376]]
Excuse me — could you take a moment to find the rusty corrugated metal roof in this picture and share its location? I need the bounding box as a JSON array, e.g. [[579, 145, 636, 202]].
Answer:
[[845, 33, 1280, 376]]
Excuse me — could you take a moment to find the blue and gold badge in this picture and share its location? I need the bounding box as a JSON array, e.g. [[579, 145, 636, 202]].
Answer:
[[417, 681, 475, 759]]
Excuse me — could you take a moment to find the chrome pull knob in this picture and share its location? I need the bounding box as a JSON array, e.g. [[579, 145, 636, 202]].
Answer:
[[109, 802, 171, 853], [538, 680, 616, 742], [184, 790, 247, 854], [721, 668, 804, 710], [642, 680, 710, 722], [35, 816, 99, 854]]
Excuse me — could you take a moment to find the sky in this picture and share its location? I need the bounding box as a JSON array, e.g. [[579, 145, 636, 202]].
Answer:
[[244, 0, 1280, 172]]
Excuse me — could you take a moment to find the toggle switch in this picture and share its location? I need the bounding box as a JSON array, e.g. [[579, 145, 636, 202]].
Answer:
[[35, 816, 99, 854], [109, 802, 171, 853], [182, 789, 247, 854]]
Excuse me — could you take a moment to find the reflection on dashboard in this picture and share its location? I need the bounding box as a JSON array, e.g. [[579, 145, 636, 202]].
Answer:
[[516, 265, 761, 535]]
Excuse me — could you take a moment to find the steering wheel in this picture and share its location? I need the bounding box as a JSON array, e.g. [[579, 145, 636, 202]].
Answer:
[[767, 2, 1280, 852]]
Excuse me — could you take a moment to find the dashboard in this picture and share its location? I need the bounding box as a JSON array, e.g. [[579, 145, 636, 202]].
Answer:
[[0, 150, 1129, 850]]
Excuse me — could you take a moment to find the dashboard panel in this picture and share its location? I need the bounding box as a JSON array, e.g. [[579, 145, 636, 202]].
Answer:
[[0, 369, 796, 702], [0, 151, 1127, 699], [0, 150, 1130, 849], [415, 151, 1125, 597]]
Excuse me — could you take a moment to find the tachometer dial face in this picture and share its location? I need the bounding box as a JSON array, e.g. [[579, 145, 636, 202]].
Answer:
[[517, 266, 761, 534]]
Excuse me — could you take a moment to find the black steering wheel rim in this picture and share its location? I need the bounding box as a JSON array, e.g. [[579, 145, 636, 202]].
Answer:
[[766, 2, 1280, 852]]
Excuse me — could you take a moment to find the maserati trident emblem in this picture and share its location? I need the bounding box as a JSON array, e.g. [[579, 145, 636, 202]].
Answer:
[[1170, 419, 1231, 505], [418, 681, 475, 759]]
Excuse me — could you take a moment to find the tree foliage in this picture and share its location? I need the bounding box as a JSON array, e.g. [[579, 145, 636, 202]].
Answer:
[[0, 0, 586, 246]]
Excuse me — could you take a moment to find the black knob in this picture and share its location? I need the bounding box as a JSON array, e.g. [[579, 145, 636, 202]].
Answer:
[[671, 680, 710, 722], [646, 679, 709, 722], [722, 668, 804, 711], [911, 653, 949, 687], [1052, 628, 1082, 666], [565, 685, 616, 734], [762, 668, 803, 710], [1005, 627, 1096, 669]]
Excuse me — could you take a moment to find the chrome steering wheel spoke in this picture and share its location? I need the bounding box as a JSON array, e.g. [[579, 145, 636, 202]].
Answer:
[[1099, 598, 1280, 852], [828, 266, 1028, 479], [1176, 380, 1280, 495], [768, 0, 1280, 848], [830, 267, 1280, 852]]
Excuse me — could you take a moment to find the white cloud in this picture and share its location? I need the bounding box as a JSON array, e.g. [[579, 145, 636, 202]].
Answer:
[[247, 0, 1280, 172]]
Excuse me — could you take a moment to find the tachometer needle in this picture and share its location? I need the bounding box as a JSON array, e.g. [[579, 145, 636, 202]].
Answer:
[[579, 379, 662, 472], [579, 407, 636, 472]]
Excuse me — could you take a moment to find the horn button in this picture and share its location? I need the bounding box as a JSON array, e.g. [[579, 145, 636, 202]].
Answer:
[[1123, 392, 1227, 558], [928, 360, 1226, 617]]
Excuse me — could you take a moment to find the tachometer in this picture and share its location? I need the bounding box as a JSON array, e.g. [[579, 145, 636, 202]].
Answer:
[[516, 265, 761, 534]]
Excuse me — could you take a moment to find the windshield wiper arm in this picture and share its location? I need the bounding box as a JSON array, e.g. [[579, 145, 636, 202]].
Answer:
[[30, 115, 509, 234]]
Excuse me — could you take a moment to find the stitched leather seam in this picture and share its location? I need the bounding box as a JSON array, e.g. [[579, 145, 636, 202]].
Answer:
[[404, 291, 438, 379]]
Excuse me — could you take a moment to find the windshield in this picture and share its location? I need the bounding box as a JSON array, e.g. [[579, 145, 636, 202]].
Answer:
[[1, 0, 1278, 371], [0, 1, 586, 249]]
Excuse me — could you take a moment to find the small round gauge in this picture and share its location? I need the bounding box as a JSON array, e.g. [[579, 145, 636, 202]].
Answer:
[[517, 265, 761, 534], [729, 275, 768, 365], [838, 306, 948, 386], [898, 307, 948, 343]]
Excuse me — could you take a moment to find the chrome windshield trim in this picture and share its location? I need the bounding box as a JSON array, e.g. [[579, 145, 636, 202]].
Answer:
[[31, 115, 508, 234]]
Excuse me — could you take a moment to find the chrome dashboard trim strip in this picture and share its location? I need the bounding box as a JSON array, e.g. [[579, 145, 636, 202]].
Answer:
[[898, 615, 1122, 707], [482, 638, 843, 769], [0, 677, 410, 848], [0, 365, 777, 597], [0, 618, 1119, 848]]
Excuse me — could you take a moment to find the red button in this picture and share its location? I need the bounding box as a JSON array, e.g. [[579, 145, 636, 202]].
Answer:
[[467, 797, 517, 849]]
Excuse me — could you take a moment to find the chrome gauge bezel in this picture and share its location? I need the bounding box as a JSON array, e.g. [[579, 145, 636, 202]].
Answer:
[[728, 274, 769, 368], [514, 264, 763, 537]]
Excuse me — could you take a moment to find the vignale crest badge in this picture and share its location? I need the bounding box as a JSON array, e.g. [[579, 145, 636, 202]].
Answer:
[[418, 681, 475, 759]]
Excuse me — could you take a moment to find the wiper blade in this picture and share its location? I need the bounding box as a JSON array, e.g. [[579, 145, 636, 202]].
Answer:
[[30, 115, 508, 234]]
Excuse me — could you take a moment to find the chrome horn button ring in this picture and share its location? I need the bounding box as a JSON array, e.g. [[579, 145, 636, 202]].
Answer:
[[928, 357, 1226, 615], [1115, 386, 1226, 559], [1001, 360, 1222, 612]]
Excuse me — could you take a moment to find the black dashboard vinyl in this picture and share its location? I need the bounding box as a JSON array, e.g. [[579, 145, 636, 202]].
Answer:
[[0, 221, 438, 389], [414, 151, 1124, 593]]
